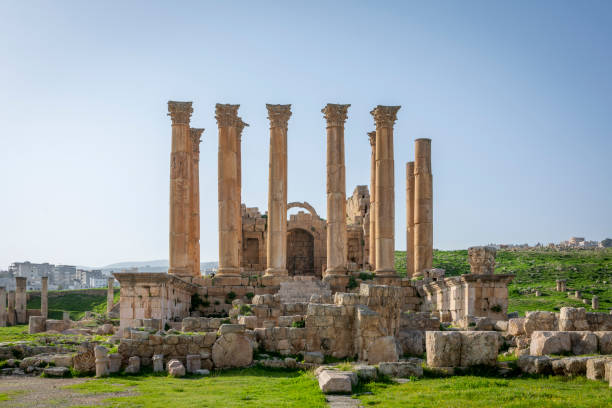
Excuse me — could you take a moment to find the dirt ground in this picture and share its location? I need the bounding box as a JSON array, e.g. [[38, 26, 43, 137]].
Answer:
[[0, 376, 134, 407]]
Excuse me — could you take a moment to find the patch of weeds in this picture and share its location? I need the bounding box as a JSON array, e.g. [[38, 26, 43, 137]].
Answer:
[[291, 320, 305, 328], [359, 272, 374, 281], [347, 276, 358, 289], [239, 304, 252, 315], [246, 292, 255, 300]]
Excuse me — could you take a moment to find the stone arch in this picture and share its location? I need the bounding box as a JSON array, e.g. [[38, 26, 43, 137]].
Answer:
[[287, 202, 320, 219]]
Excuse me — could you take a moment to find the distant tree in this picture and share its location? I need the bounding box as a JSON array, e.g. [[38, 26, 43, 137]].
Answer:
[[601, 238, 612, 248]]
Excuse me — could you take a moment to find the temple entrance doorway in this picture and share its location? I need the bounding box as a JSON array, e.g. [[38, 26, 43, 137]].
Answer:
[[287, 228, 314, 276]]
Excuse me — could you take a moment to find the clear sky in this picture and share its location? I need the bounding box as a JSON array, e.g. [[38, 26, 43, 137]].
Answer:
[[1, 1, 610, 269]]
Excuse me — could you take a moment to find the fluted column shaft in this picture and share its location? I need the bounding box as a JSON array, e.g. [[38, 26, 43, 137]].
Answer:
[[236, 121, 246, 270], [406, 162, 415, 278], [265, 104, 292, 277], [368, 131, 376, 270], [7, 291, 15, 326], [107, 277, 114, 313], [414, 138, 433, 275], [168, 101, 193, 277], [190, 128, 204, 276], [15, 277, 26, 324], [323, 104, 350, 276], [216, 104, 244, 276], [0, 287, 6, 327], [41, 276, 48, 319], [371, 106, 401, 276]]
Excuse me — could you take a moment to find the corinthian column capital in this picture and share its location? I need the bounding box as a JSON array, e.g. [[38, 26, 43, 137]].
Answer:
[[215, 104, 241, 127], [236, 118, 249, 137], [370, 105, 401, 128], [266, 104, 292, 129], [368, 131, 376, 147], [321, 104, 350, 127], [167, 101, 193, 125], [190, 128, 204, 153]]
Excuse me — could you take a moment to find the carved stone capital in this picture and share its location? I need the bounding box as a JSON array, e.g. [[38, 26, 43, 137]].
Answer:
[[266, 104, 292, 129], [236, 118, 249, 137], [321, 104, 350, 127], [368, 131, 376, 147], [167, 101, 193, 125], [190, 128, 204, 154], [215, 104, 241, 128], [370, 105, 401, 128]]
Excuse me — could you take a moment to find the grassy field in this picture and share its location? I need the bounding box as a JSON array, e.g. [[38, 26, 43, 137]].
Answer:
[[357, 375, 612, 407], [64, 367, 327, 408], [395, 248, 612, 316], [26, 289, 119, 320]]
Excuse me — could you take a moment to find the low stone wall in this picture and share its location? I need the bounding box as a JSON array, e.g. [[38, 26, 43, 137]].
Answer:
[[529, 330, 612, 356]]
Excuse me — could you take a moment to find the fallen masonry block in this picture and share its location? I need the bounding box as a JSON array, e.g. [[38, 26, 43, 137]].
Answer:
[[317, 370, 357, 394], [378, 359, 423, 378], [43, 366, 69, 377], [530, 331, 571, 356]]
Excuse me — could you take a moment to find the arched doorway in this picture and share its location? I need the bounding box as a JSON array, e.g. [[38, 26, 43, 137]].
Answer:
[[287, 228, 314, 276]]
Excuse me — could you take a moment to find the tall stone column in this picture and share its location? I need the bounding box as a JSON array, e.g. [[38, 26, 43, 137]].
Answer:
[[236, 120, 247, 270], [15, 277, 27, 324], [0, 287, 6, 327], [371, 105, 401, 276], [264, 104, 292, 282], [7, 291, 15, 326], [168, 101, 194, 277], [368, 131, 376, 270], [41, 276, 48, 319], [107, 277, 114, 313], [215, 104, 244, 283], [414, 138, 433, 276], [190, 128, 204, 277], [322, 104, 350, 278], [406, 162, 415, 277]]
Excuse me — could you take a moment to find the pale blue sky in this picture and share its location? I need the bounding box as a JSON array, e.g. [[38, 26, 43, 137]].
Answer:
[[0, 1, 610, 269]]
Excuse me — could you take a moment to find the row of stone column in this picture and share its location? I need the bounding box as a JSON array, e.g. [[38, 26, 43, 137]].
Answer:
[[167, 102, 203, 278], [405, 139, 433, 277], [0, 277, 43, 326]]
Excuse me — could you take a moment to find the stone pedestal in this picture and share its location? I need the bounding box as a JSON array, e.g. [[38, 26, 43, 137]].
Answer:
[[368, 131, 376, 270], [592, 296, 599, 310], [190, 128, 204, 277], [7, 291, 15, 326], [168, 101, 194, 277], [107, 277, 114, 313], [41, 276, 48, 319], [215, 104, 245, 280], [371, 105, 401, 277], [323, 104, 350, 278], [264, 104, 292, 280], [0, 287, 6, 327], [556, 279, 567, 292], [406, 161, 415, 278], [414, 138, 433, 276], [29, 316, 46, 334], [15, 277, 27, 324]]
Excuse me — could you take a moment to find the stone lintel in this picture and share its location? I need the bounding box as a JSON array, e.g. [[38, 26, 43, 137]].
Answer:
[[112, 272, 198, 294], [370, 105, 401, 128], [168, 101, 193, 125], [321, 103, 350, 127], [266, 104, 292, 128], [215, 103, 241, 127]]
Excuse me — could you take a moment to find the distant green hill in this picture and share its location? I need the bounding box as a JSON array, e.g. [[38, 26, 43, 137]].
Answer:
[[395, 248, 612, 316]]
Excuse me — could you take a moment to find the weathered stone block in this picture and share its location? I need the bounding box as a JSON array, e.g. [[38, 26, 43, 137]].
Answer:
[[304, 351, 324, 364], [366, 336, 400, 365], [595, 331, 612, 354], [212, 332, 253, 369], [586, 357, 612, 380], [426, 331, 461, 368], [378, 359, 423, 378], [530, 331, 571, 356], [569, 331, 598, 355], [459, 331, 499, 367], [167, 359, 185, 377], [517, 355, 552, 375], [317, 370, 355, 394]]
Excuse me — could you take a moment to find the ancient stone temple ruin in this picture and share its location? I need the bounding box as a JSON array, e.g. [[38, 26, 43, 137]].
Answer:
[[109, 101, 515, 371]]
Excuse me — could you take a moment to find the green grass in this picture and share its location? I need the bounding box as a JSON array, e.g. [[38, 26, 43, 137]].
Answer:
[[0, 324, 111, 345], [357, 375, 612, 407], [65, 367, 327, 407], [395, 248, 612, 316], [26, 289, 119, 320]]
